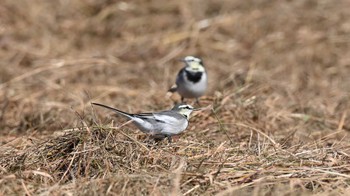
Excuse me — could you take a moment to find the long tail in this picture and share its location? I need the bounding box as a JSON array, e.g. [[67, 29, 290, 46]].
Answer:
[[92, 102, 134, 119]]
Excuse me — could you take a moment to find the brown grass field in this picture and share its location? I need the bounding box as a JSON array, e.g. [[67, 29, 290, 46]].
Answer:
[[1, 0, 350, 195]]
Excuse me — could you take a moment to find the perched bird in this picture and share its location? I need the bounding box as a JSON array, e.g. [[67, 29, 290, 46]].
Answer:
[[92, 102, 197, 142], [168, 56, 208, 104]]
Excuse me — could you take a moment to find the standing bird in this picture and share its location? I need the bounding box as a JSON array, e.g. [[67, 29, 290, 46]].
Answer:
[[168, 56, 208, 104], [92, 102, 197, 142]]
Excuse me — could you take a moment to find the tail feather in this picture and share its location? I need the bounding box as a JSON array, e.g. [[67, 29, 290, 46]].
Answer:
[[168, 85, 177, 93], [92, 102, 133, 119]]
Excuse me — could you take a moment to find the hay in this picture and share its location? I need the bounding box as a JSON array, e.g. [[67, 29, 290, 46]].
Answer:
[[1, 0, 350, 195]]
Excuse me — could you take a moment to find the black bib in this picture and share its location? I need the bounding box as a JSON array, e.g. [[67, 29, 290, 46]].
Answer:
[[185, 70, 203, 83]]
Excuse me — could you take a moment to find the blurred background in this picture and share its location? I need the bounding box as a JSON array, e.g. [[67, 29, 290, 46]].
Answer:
[[0, 0, 349, 142]]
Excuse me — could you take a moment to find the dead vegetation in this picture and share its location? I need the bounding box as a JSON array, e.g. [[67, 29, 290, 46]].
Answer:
[[1, 0, 350, 195]]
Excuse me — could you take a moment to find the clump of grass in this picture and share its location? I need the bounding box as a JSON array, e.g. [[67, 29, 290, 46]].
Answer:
[[1, 121, 350, 195]]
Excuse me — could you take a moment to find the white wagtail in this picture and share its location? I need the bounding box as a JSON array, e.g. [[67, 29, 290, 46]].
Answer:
[[168, 56, 208, 104], [92, 102, 197, 142]]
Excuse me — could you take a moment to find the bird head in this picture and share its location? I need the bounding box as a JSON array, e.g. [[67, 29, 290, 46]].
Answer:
[[181, 56, 205, 72], [172, 104, 196, 120]]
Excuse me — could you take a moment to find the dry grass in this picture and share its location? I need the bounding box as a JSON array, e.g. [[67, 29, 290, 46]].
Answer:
[[1, 0, 350, 195]]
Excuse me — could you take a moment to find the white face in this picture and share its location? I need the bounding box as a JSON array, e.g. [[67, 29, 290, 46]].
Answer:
[[183, 56, 205, 72], [177, 104, 194, 119]]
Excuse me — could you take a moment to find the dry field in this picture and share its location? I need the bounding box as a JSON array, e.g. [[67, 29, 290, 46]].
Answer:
[[1, 0, 350, 195]]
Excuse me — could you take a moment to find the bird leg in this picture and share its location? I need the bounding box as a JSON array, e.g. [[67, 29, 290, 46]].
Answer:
[[181, 97, 185, 103], [195, 98, 201, 106], [167, 136, 172, 143], [150, 134, 166, 143]]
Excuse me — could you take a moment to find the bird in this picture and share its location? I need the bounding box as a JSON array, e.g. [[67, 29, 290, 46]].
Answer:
[[168, 56, 208, 104], [92, 102, 197, 142]]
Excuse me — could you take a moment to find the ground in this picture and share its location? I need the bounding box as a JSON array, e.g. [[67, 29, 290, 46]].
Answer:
[[1, 0, 350, 195]]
